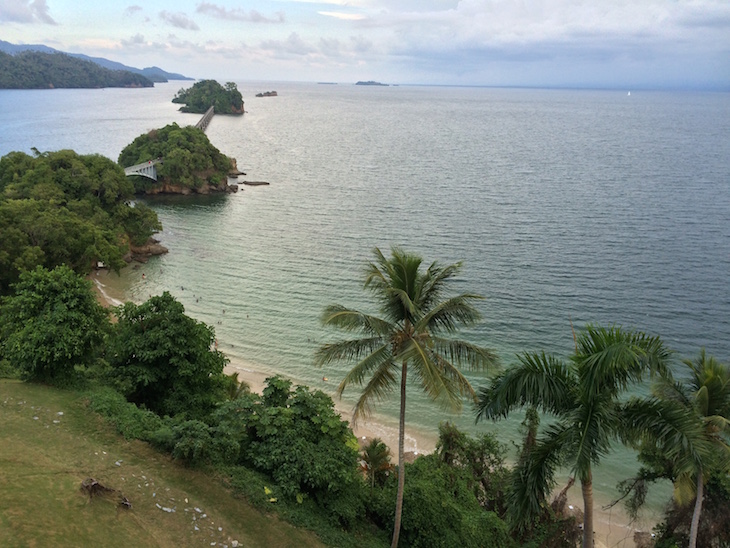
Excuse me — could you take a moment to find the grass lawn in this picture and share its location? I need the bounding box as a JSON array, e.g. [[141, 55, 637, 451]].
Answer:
[[0, 379, 325, 548]]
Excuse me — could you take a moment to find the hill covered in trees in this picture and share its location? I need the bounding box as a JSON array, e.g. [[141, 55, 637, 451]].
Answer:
[[118, 123, 236, 194], [0, 39, 193, 82], [0, 51, 154, 89], [0, 149, 161, 294], [172, 80, 244, 114]]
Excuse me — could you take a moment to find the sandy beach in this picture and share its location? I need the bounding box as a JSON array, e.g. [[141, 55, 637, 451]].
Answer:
[[90, 272, 656, 547]]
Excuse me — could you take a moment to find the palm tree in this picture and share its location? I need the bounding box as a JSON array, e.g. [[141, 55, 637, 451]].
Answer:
[[361, 438, 393, 488], [475, 325, 670, 548], [622, 350, 730, 548], [315, 247, 498, 548]]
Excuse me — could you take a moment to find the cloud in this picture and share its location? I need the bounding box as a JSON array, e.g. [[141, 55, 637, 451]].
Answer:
[[0, 0, 57, 24], [260, 32, 317, 56], [196, 2, 285, 23], [319, 12, 366, 21], [125, 5, 143, 16], [159, 10, 200, 31]]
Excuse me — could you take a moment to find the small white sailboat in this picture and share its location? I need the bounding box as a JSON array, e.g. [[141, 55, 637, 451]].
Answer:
[[627, 91, 631, 96]]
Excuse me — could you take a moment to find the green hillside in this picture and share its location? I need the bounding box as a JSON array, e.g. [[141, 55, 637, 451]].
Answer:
[[0, 380, 323, 548]]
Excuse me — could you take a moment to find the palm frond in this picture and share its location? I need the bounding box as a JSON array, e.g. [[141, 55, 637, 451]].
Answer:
[[475, 351, 575, 421], [430, 337, 499, 371], [320, 304, 394, 336], [315, 337, 389, 367], [571, 399, 620, 478], [332, 343, 393, 389], [348, 359, 400, 424], [576, 325, 670, 399], [418, 260, 462, 309], [417, 294, 483, 333], [507, 423, 569, 533]]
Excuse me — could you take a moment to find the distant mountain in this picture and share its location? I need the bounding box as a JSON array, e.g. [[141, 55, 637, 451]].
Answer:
[[0, 40, 193, 82], [0, 50, 154, 89]]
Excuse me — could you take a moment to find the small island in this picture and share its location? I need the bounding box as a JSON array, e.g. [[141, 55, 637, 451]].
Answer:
[[255, 91, 278, 97], [355, 80, 389, 86], [119, 123, 239, 195], [172, 80, 244, 115]]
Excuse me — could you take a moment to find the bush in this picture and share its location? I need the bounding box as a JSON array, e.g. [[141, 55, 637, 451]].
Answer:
[[86, 386, 166, 440]]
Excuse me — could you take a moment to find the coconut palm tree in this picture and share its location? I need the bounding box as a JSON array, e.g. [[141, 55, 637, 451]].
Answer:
[[361, 438, 393, 488], [315, 247, 498, 548], [622, 350, 730, 548], [475, 325, 670, 548]]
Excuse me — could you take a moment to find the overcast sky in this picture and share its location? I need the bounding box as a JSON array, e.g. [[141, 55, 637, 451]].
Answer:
[[1, 0, 728, 89]]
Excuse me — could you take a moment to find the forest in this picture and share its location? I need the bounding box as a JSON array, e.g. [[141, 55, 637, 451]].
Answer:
[[172, 79, 245, 115], [0, 152, 728, 548], [118, 123, 234, 193], [0, 149, 161, 295], [0, 50, 154, 89]]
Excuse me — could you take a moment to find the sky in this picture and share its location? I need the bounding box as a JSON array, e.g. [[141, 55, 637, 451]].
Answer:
[[1, 0, 729, 89]]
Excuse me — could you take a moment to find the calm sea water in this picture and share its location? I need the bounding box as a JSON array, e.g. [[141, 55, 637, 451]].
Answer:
[[2, 82, 729, 511]]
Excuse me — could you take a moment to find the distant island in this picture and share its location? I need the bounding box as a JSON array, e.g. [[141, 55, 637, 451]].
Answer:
[[119, 123, 238, 195], [0, 40, 192, 82], [255, 91, 278, 97], [355, 80, 389, 86], [0, 50, 153, 89], [172, 80, 244, 115]]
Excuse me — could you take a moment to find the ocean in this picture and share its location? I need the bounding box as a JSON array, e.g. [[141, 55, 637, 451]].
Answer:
[[2, 82, 729, 526]]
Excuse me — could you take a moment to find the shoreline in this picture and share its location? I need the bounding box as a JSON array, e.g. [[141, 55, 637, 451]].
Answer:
[[90, 271, 654, 547]]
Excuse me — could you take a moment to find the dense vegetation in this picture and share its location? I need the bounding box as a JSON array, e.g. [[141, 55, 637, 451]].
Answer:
[[0, 244, 727, 547], [118, 123, 233, 192], [172, 80, 244, 114], [0, 50, 153, 89], [0, 149, 161, 295]]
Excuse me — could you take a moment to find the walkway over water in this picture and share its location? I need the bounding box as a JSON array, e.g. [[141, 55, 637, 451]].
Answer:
[[195, 106, 215, 132], [124, 106, 214, 179], [124, 158, 163, 181]]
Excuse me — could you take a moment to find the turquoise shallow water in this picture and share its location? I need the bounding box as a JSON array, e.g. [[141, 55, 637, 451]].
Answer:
[[2, 82, 729, 522]]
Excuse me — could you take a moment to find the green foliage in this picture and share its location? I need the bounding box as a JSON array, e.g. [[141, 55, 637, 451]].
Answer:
[[211, 376, 361, 505], [475, 324, 671, 544], [0, 50, 153, 89], [117, 124, 232, 191], [435, 421, 510, 512], [172, 80, 244, 114], [85, 386, 166, 440], [0, 149, 161, 293], [371, 455, 512, 548], [0, 266, 110, 385], [108, 292, 229, 419], [168, 420, 240, 467], [361, 438, 393, 488]]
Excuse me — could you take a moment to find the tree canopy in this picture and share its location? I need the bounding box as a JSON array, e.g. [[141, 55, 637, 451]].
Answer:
[[108, 291, 229, 419], [0, 265, 110, 384], [0, 149, 161, 295], [117, 123, 233, 192], [0, 50, 153, 89], [172, 80, 244, 114]]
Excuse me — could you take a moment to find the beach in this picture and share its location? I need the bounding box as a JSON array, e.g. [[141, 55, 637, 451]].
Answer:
[[90, 271, 656, 547]]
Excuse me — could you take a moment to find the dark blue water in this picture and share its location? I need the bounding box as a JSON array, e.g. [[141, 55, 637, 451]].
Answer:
[[2, 83, 729, 518]]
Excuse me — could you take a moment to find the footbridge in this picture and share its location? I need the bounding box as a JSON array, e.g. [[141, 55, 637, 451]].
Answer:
[[124, 106, 215, 179]]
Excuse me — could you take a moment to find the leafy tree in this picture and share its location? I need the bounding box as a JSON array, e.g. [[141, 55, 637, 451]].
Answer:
[[108, 292, 228, 419], [435, 421, 509, 513], [172, 79, 244, 114], [0, 149, 160, 293], [0, 265, 109, 384], [475, 325, 670, 548], [315, 247, 498, 547], [118, 123, 232, 192], [370, 455, 512, 548], [621, 350, 730, 548]]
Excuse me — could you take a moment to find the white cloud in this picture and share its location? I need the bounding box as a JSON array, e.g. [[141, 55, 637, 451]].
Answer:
[[0, 0, 56, 24], [196, 3, 285, 23], [159, 11, 200, 31]]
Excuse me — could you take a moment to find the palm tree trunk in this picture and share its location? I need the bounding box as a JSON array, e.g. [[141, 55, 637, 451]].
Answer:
[[391, 361, 407, 548], [689, 469, 704, 548], [582, 471, 594, 548]]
